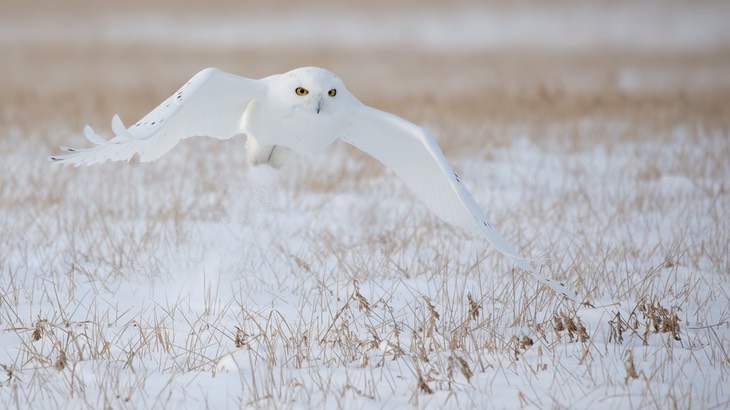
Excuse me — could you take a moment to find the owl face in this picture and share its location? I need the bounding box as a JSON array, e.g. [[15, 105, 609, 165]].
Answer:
[[270, 67, 352, 117]]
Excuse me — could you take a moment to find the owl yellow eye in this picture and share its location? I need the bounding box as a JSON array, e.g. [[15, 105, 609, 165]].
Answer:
[[295, 87, 309, 96], [328, 89, 337, 97]]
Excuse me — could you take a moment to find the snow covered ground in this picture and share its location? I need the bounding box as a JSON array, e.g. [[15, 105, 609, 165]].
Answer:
[[1, 1, 728, 408]]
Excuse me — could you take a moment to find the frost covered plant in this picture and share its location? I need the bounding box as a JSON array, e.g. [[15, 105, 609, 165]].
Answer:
[[608, 299, 682, 345]]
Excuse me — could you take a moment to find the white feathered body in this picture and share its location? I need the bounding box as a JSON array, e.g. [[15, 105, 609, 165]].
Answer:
[[240, 96, 346, 156]]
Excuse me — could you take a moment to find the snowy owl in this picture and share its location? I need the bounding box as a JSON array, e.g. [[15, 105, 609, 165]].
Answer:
[[51, 67, 576, 300]]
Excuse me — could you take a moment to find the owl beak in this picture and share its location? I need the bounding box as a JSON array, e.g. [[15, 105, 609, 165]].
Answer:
[[315, 96, 323, 114]]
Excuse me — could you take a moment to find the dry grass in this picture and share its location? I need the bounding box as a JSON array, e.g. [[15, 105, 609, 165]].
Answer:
[[1, 1, 729, 408]]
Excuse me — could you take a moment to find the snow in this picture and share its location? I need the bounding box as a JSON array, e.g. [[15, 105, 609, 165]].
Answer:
[[1, 122, 728, 408]]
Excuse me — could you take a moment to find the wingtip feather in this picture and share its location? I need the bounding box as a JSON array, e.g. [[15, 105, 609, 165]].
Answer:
[[83, 124, 108, 145]]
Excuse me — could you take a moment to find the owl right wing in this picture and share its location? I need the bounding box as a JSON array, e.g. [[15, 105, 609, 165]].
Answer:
[[50, 68, 264, 166], [342, 104, 578, 301]]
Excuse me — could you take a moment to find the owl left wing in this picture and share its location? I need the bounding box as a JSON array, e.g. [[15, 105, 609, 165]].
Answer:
[[342, 105, 577, 300], [50, 68, 264, 166]]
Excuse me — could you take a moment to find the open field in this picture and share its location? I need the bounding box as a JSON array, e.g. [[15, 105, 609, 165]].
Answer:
[[1, 1, 729, 408]]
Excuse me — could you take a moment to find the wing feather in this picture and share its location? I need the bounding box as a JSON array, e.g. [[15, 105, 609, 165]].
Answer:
[[50, 68, 264, 166], [342, 105, 577, 300]]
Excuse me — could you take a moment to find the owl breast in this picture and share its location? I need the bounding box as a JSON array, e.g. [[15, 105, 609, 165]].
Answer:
[[240, 100, 344, 155]]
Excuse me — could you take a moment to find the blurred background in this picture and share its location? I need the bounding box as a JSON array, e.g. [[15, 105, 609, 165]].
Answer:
[[1, 0, 729, 150]]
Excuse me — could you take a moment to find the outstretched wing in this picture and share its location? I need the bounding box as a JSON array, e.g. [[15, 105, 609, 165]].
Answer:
[[342, 105, 577, 300], [50, 68, 264, 166]]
